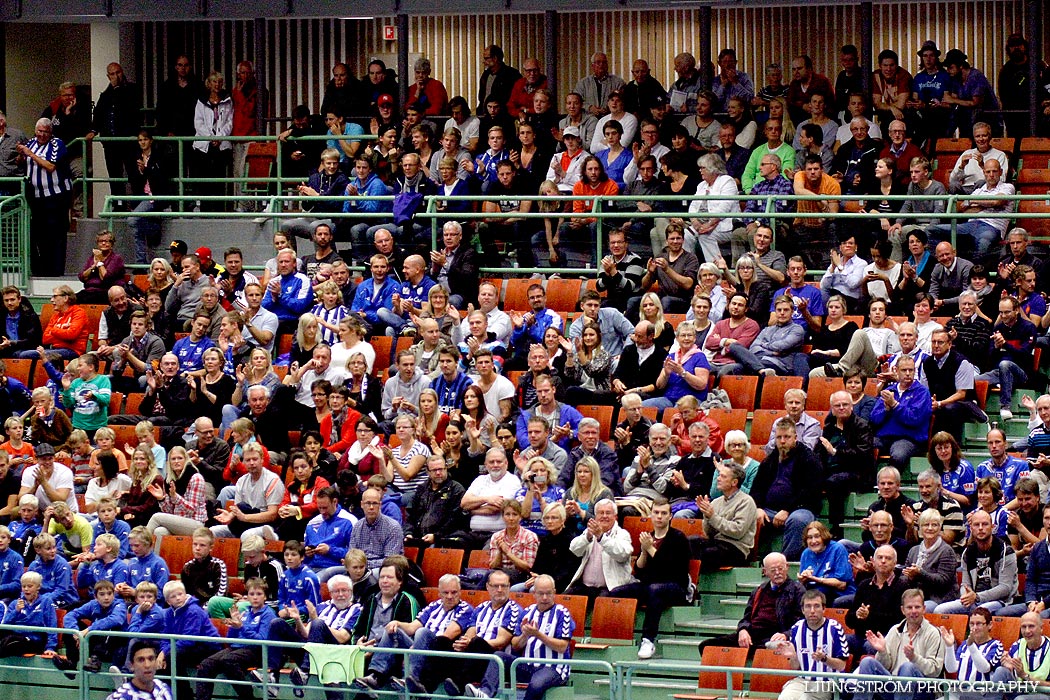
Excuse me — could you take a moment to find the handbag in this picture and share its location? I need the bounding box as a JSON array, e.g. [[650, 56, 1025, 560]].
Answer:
[[393, 191, 425, 226]]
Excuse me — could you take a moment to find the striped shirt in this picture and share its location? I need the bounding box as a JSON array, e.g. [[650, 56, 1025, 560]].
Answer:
[[788, 618, 849, 678], [432, 372, 473, 414], [953, 638, 1003, 681], [417, 599, 475, 635], [517, 603, 575, 679], [25, 137, 72, 198], [316, 601, 361, 631], [473, 600, 523, 649], [310, 303, 350, 345], [1029, 424, 1050, 461], [107, 680, 173, 700]]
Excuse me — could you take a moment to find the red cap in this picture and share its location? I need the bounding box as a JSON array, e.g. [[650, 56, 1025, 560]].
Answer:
[[195, 246, 212, 262], [378, 94, 394, 108]]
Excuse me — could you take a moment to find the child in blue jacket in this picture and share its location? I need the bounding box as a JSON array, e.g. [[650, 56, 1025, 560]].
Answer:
[[61, 579, 127, 671], [195, 578, 278, 700], [157, 580, 221, 700], [0, 570, 57, 656]]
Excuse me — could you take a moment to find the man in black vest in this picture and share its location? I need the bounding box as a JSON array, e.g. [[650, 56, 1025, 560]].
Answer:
[[96, 285, 143, 360], [922, 328, 987, 442]]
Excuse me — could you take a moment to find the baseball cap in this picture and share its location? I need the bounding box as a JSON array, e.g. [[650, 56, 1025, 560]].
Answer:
[[34, 443, 55, 457], [169, 240, 188, 255], [195, 246, 213, 262], [562, 126, 581, 139], [652, 95, 669, 107], [377, 94, 394, 108]]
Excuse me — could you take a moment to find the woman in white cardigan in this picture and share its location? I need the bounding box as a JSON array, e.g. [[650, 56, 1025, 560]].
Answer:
[[565, 498, 635, 596]]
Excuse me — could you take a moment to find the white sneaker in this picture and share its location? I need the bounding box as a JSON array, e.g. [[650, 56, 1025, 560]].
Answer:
[[465, 684, 490, 698], [758, 368, 776, 377], [1001, 408, 1014, 421], [638, 639, 656, 659]]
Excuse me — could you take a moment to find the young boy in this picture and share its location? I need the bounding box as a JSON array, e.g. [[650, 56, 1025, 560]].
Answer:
[[27, 533, 77, 607], [64, 430, 95, 493], [44, 501, 93, 562], [92, 497, 131, 559], [78, 533, 130, 596], [10, 494, 42, 562], [277, 540, 320, 620], [195, 578, 277, 700], [156, 580, 221, 700], [116, 527, 169, 602], [61, 579, 128, 672], [111, 581, 166, 676], [125, 421, 165, 477], [0, 416, 35, 476], [205, 534, 281, 619], [180, 527, 227, 605], [0, 525, 24, 599], [87, 427, 129, 480]]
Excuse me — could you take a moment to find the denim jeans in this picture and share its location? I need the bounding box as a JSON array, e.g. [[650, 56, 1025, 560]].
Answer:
[[978, 360, 1028, 410]]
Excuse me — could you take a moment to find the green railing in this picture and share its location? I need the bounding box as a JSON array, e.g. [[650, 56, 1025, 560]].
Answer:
[[0, 181, 30, 289], [95, 190, 1050, 277]]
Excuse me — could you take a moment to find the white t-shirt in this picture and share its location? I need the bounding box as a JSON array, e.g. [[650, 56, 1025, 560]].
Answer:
[[864, 261, 902, 302], [21, 463, 78, 512], [84, 474, 133, 508], [444, 116, 480, 145], [466, 472, 523, 532], [480, 375, 515, 420], [863, 327, 902, 357], [235, 469, 286, 510], [331, 340, 376, 375], [915, 320, 944, 354]]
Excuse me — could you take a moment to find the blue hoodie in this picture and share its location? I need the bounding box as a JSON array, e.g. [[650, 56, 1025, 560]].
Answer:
[[158, 595, 221, 656], [4, 593, 57, 650], [350, 276, 399, 325], [278, 564, 321, 609], [304, 506, 355, 570], [127, 552, 170, 591], [127, 601, 166, 635], [227, 604, 277, 647], [0, 547, 24, 599], [28, 555, 77, 606], [343, 172, 392, 213], [78, 557, 130, 596], [63, 598, 128, 633], [92, 519, 131, 559]]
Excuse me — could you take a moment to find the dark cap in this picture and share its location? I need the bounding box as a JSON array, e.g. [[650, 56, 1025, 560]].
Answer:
[[608, 90, 624, 100], [169, 240, 188, 255], [34, 443, 55, 457], [377, 94, 394, 108], [652, 95, 669, 107], [917, 40, 941, 57]]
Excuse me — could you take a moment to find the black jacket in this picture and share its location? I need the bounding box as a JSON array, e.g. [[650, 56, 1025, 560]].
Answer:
[[0, 301, 42, 354], [430, 246, 479, 308], [477, 64, 523, 112], [405, 477, 469, 540], [92, 80, 142, 137], [816, 414, 875, 484], [128, 150, 173, 198], [753, 444, 824, 514]]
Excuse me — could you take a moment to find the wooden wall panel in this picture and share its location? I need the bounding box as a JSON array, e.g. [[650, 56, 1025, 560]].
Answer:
[[134, 1, 1035, 132]]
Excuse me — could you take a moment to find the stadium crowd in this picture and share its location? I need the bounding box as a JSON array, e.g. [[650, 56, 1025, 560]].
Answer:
[[1, 29, 1050, 700]]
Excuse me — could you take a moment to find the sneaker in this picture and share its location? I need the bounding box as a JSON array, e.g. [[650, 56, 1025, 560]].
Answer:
[[289, 664, 309, 686], [399, 326, 417, 337], [1001, 408, 1014, 421], [405, 677, 427, 695], [638, 638, 656, 659], [249, 669, 276, 686], [464, 684, 490, 698], [758, 368, 776, 377], [822, 363, 842, 378], [354, 674, 382, 691], [51, 655, 76, 680], [84, 655, 102, 673], [438, 679, 461, 697]]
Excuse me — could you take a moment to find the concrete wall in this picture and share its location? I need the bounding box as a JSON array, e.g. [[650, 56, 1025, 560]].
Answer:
[[3, 23, 90, 133]]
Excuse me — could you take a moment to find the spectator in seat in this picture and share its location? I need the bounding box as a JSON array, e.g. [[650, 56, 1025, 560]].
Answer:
[[565, 498, 633, 599], [852, 588, 945, 698], [612, 321, 665, 402], [76, 231, 126, 306], [935, 508, 1017, 614], [262, 249, 314, 336], [0, 286, 41, 359], [346, 487, 402, 572], [636, 222, 698, 315], [931, 159, 1014, 261], [977, 296, 1037, 422], [154, 580, 221, 700], [998, 228, 1044, 296], [163, 254, 209, 330], [404, 454, 469, 549], [870, 355, 932, 469], [598, 228, 647, 312], [818, 390, 875, 539], [209, 443, 284, 543], [929, 242, 974, 317], [790, 155, 841, 271], [906, 468, 965, 548], [777, 589, 851, 700], [41, 285, 87, 361], [429, 221, 478, 310], [692, 461, 758, 570], [922, 329, 986, 441], [901, 507, 960, 611], [976, 428, 1029, 507], [947, 121, 1006, 196], [0, 571, 58, 658], [700, 552, 804, 651], [752, 418, 823, 560], [726, 294, 805, 377], [621, 423, 678, 515], [563, 418, 621, 495], [887, 158, 946, 261], [108, 311, 164, 393], [351, 254, 399, 336], [944, 290, 994, 374], [771, 257, 825, 334]]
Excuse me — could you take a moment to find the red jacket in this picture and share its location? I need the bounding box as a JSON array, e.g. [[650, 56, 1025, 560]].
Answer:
[[43, 306, 88, 354], [280, 475, 331, 521], [321, 408, 362, 454]]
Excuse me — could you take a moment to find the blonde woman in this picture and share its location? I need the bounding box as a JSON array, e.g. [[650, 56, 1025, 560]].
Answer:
[[291, 313, 321, 367], [638, 291, 676, 352], [564, 456, 614, 534], [147, 446, 209, 539], [331, 318, 375, 374], [121, 446, 164, 528], [768, 96, 795, 145], [515, 456, 565, 536]]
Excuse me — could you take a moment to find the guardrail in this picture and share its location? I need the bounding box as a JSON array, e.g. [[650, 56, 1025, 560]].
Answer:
[[95, 191, 1050, 277]]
